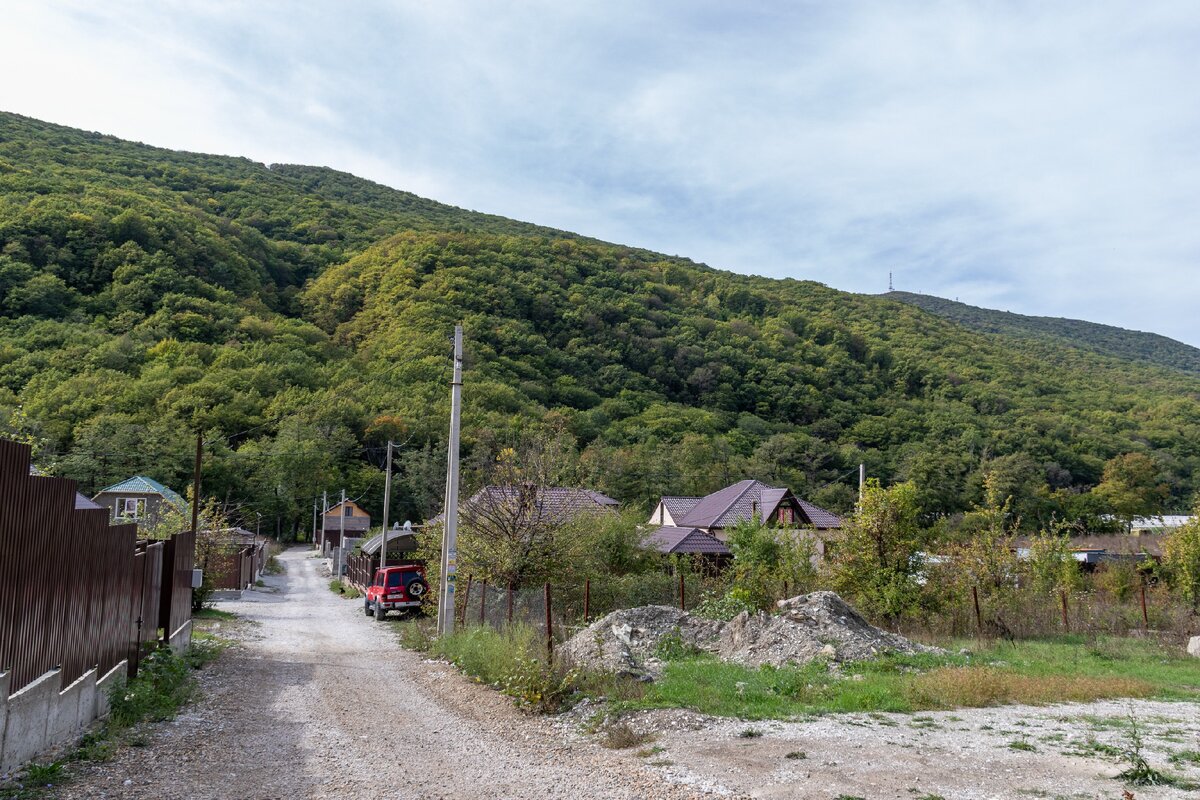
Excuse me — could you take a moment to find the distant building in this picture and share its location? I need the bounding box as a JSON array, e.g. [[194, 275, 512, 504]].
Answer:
[[320, 499, 371, 555], [645, 479, 843, 559], [92, 476, 188, 527], [1129, 515, 1193, 535]]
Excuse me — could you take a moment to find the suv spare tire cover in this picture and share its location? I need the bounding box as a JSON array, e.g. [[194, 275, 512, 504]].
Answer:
[[406, 579, 427, 597]]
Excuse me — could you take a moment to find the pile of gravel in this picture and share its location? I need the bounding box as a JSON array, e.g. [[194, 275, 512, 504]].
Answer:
[[560, 591, 940, 679], [558, 605, 723, 679], [718, 591, 942, 667]]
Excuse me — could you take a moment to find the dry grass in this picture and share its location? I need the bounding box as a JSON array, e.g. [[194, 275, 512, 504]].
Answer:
[[600, 721, 657, 749], [906, 666, 1154, 709]]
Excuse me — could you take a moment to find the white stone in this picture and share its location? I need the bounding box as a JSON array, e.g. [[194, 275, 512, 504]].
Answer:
[[1187, 636, 1200, 658]]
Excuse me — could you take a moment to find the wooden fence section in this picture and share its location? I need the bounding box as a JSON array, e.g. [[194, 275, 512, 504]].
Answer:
[[344, 552, 425, 591], [0, 440, 195, 696], [208, 542, 266, 590]]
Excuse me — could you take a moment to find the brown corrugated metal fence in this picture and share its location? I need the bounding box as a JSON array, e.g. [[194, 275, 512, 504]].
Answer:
[[0, 440, 195, 696]]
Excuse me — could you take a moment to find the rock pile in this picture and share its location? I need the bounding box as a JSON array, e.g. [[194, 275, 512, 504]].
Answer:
[[558, 605, 723, 680], [560, 591, 940, 679], [719, 591, 942, 667]]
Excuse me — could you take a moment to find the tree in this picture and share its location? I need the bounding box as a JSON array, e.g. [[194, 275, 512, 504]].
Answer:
[[828, 480, 925, 622], [1093, 453, 1169, 522], [1162, 510, 1200, 612]]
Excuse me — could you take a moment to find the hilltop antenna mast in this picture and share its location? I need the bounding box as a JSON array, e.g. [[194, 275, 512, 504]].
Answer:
[[888, 272, 894, 292]]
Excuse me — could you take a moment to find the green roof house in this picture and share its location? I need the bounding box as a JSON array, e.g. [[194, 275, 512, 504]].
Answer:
[[92, 476, 188, 527]]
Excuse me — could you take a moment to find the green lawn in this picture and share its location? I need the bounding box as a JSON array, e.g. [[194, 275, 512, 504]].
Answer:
[[620, 636, 1200, 719]]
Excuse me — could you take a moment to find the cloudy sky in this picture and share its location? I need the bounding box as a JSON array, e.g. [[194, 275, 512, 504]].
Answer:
[[3, 1, 1199, 344]]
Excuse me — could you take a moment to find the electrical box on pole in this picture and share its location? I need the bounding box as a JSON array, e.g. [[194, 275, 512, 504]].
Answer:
[[437, 325, 464, 636]]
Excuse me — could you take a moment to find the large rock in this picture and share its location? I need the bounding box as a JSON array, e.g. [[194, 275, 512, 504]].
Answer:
[[1188, 636, 1200, 658], [558, 605, 723, 679], [718, 591, 942, 667]]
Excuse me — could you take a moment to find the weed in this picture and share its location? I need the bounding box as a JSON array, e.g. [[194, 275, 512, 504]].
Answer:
[[647, 759, 673, 767], [636, 745, 665, 757], [192, 607, 236, 621], [653, 627, 702, 660], [1169, 749, 1200, 766], [1008, 737, 1037, 752], [1114, 708, 1193, 789], [738, 728, 763, 738], [600, 722, 656, 749], [785, 750, 806, 759]]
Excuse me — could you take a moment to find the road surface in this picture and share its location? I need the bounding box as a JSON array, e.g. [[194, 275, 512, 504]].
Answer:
[[65, 547, 707, 800]]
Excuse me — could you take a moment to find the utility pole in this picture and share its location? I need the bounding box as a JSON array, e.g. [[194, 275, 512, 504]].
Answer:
[[437, 325, 464, 636], [311, 500, 317, 545], [321, 490, 328, 553], [339, 488, 346, 576], [191, 432, 203, 535], [378, 440, 394, 619], [859, 463, 866, 501]]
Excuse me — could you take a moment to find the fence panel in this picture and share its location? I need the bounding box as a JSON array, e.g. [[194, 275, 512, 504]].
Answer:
[[0, 440, 195, 697]]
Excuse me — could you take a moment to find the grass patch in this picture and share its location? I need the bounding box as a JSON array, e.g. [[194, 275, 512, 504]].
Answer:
[[785, 750, 806, 759], [1170, 749, 1200, 766], [619, 635, 1197, 719], [738, 727, 763, 738], [328, 579, 361, 600], [192, 607, 237, 621]]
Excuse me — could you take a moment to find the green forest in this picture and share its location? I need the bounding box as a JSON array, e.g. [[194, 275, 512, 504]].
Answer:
[[2, 111, 1198, 537]]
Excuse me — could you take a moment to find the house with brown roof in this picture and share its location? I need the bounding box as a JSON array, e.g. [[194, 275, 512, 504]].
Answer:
[[320, 499, 371, 555], [644, 479, 843, 559], [434, 485, 619, 527]]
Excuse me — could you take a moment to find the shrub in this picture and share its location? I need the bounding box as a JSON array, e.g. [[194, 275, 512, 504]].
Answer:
[[693, 587, 758, 621]]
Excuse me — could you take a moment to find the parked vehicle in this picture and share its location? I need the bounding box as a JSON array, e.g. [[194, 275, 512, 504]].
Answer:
[[365, 564, 429, 618]]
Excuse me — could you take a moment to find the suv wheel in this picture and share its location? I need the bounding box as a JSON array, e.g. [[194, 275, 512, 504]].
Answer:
[[364, 599, 374, 617]]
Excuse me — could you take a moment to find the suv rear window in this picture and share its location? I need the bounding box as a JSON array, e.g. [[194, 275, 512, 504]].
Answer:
[[386, 572, 404, 587]]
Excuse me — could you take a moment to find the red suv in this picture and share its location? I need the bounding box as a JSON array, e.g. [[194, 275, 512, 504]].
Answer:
[[365, 564, 429, 618]]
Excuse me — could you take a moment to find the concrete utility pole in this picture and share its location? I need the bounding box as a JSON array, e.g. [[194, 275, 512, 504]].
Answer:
[[191, 432, 203, 535], [311, 500, 318, 545], [859, 463, 866, 501], [437, 325, 464, 637], [378, 439, 394, 621], [339, 488, 346, 578], [321, 490, 328, 552]]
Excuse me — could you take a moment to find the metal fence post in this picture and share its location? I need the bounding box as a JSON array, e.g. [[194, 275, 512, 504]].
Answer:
[[1059, 590, 1069, 632], [479, 579, 487, 625], [972, 585, 982, 634], [678, 571, 685, 611], [1140, 583, 1149, 629], [506, 581, 514, 626], [460, 574, 472, 626], [583, 578, 590, 623], [544, 582, 553, 660]]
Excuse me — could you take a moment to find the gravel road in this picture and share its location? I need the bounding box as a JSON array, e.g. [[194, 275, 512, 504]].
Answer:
[[63, 547, 715, 800]]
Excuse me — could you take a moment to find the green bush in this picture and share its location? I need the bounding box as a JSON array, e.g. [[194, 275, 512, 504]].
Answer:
[[693, 587, 758, 621]]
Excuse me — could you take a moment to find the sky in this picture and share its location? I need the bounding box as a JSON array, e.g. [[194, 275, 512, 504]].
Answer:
[[2, 1, 1199, 345]]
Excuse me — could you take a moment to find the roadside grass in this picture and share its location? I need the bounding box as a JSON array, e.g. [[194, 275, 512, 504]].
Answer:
[[617, 635, 1199, 719], [192, 607, 237, 621], [328, 579, 361, 600]]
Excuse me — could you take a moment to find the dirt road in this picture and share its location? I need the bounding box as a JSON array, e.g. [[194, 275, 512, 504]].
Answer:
[[65, 548, 710, 800]]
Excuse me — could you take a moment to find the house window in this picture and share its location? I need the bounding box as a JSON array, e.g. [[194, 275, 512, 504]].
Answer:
[[344, 506, 353, 517], [777, 506, 795, 524], [119, 498, 146, 520]]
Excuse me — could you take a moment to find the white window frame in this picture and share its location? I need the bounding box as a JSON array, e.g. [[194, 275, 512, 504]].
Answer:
[[119, 497, 146, 520]]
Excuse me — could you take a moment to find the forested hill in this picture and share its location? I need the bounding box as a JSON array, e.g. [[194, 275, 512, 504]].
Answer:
[[884, 291, 1200, 377], [1, 111, 1198, 537]]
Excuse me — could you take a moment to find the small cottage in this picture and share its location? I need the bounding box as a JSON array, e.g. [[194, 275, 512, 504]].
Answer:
[[92, 476, 188, 527]]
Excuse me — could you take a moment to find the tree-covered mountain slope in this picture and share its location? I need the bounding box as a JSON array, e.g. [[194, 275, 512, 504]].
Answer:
[[884, 291, 1200, 377], [1, 112, 1197, 535]]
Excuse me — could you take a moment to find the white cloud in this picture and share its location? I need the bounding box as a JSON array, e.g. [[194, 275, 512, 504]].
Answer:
[[1, 0, 1199, 343]]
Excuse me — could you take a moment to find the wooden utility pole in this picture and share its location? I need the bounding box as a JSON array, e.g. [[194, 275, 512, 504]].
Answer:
[[437, 325, 464, 636], [374, 438, 393, 618], [191, 433, 203, 535]]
